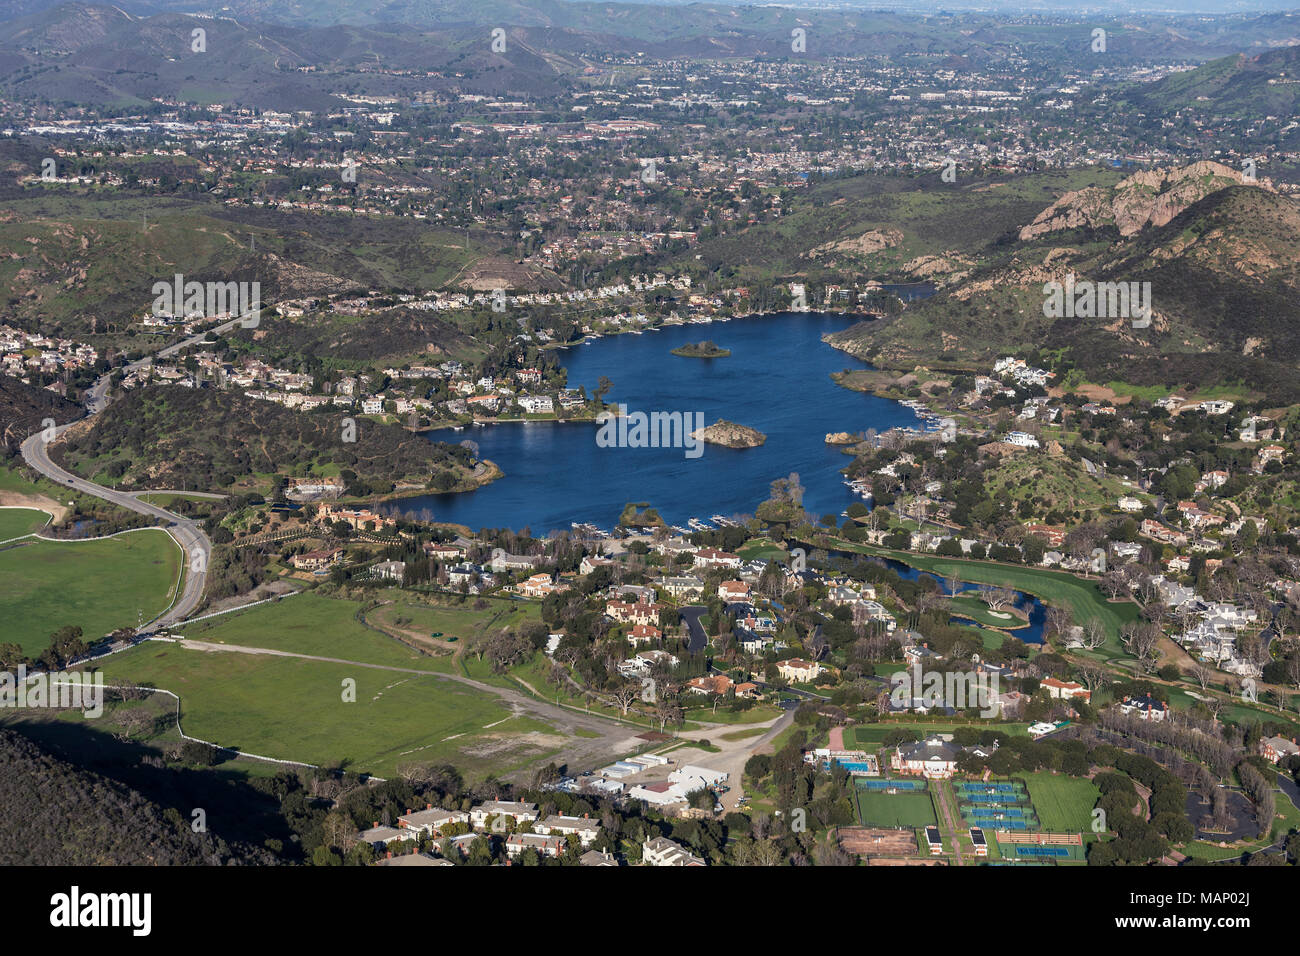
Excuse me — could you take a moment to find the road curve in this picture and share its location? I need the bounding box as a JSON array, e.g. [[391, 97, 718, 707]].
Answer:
[[20, 424, 211, 629], [19, 313, 266, 627]]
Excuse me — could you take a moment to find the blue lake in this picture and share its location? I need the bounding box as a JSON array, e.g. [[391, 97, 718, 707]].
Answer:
[[386, 311, 927, 533]]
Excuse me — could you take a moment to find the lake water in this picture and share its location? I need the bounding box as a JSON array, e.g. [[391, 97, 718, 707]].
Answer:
[[386, 311, 928, 533]]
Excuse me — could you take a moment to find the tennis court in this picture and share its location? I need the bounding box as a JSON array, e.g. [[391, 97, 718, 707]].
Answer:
[[856, 778, 927, 791]]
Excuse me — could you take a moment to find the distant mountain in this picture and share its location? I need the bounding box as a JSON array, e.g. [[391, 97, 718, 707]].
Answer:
[[3, 1, 1298, 88], [0, 3, 570, 107]]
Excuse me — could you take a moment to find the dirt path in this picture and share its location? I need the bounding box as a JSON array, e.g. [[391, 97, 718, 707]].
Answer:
[[934, 780, 965, 866], [0, 491, 66, 523]]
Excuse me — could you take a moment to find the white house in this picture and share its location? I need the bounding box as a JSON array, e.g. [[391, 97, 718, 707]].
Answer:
[[534, 815, 602, 848], [642, 837, 705, 866], [470, 800, 538, 830]]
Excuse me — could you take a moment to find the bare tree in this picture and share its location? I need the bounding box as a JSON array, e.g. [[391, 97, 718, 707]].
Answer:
[[610, 682, 639, 717], [979, 584, 1015, 612], [1046, 604, 1073, 640], [654, 698, 683, 732], [1189, 662, 1214, 693], [1083, 618, 1107, 650], [1077, 661, 1110, 693]]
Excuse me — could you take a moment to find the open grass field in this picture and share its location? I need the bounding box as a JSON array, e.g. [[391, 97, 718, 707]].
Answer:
[[856, 786, 937, 828], [1019, 771, 1100, 832], [180, 593, 452, 671], [0, 529, 180, 655], [87, 641, 564, 779], [369, 597, 541, 645], [0, 506, 50, 541]]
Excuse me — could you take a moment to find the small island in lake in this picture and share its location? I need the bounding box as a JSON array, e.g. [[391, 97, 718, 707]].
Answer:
[[671, 340, 731, 358], [691, 419, 766, 448]]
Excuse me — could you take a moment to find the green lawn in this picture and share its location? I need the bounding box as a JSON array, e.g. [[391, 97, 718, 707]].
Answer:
[[181, 593, 450, 671], [370, 597, 541, 643], [1019, 771, 1100, 832], [0, 529, 181, 654], [856, 786, 937, 828], [87, 642, 562, 779], [0, 506, 51, 542], [948, 595, 1030, 630], [736, 539, 788, 561]]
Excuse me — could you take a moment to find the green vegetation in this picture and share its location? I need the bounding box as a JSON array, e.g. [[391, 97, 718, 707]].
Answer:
[[1019, 771, 1101, 832], [58, 387, 484, 497], [830, 539, 1141, 652], [89, 642, 561, 779], [0, 507, 50, 541], [180, 593, 448, 671], [671, 340, 730, 358], [855, 783, 937, 828], [0, 529, 180, 654]]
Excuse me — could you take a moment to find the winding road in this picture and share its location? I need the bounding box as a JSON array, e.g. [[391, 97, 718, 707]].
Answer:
[[15, 319, 249, 629], [21, 425, 211, 628]]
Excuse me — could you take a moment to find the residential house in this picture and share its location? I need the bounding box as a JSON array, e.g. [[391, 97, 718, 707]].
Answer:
[[505, 832, 566, 859], [626, 623, 662, 647], [1118, 695, 1168, 721], [692, 548, 741, 570], [292, 547, 343, 572], [534, 815, 602, 848], [397, 806, 470, 837], [357, 824, 418, 852], [1039, 677, 1091, 703], [470, 801, 538, 830], [1259, 736, 1300, 765], [686, 674, 734, 696], [777, 659, 822, 684], [642, 836, 705, 867]]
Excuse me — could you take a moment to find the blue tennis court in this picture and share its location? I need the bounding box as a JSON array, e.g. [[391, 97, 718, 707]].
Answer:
[[855, 778, 927, 791], [965, 806, 1033, 819], [960, 793, 1026, 805], [956, 783, 1025, 795], [1014, 845, 1068, 858]]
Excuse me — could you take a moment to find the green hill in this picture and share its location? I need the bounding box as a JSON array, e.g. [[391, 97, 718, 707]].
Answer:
[[54, 386, 485, 495]]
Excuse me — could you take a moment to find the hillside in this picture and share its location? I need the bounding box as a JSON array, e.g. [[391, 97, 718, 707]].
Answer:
[[0, 728, 245, 865], [0, 4, 569, 107], [233, 306, 483, 366], [674, 167, 1123, 289], [0, 198, 494, 340], [0, 375, 79, 457], [825, 163, 1300, 401], [1113, 45, 1300, 144], [53, 386, 486, 494]]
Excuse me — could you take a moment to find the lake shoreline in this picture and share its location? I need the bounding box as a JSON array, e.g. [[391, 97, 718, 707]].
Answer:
[[380, 311, 931, 532]]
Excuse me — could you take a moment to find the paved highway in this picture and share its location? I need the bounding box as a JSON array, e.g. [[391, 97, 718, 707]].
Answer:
[[21, 426, 211, 628], [15, 319, 252, 628]]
